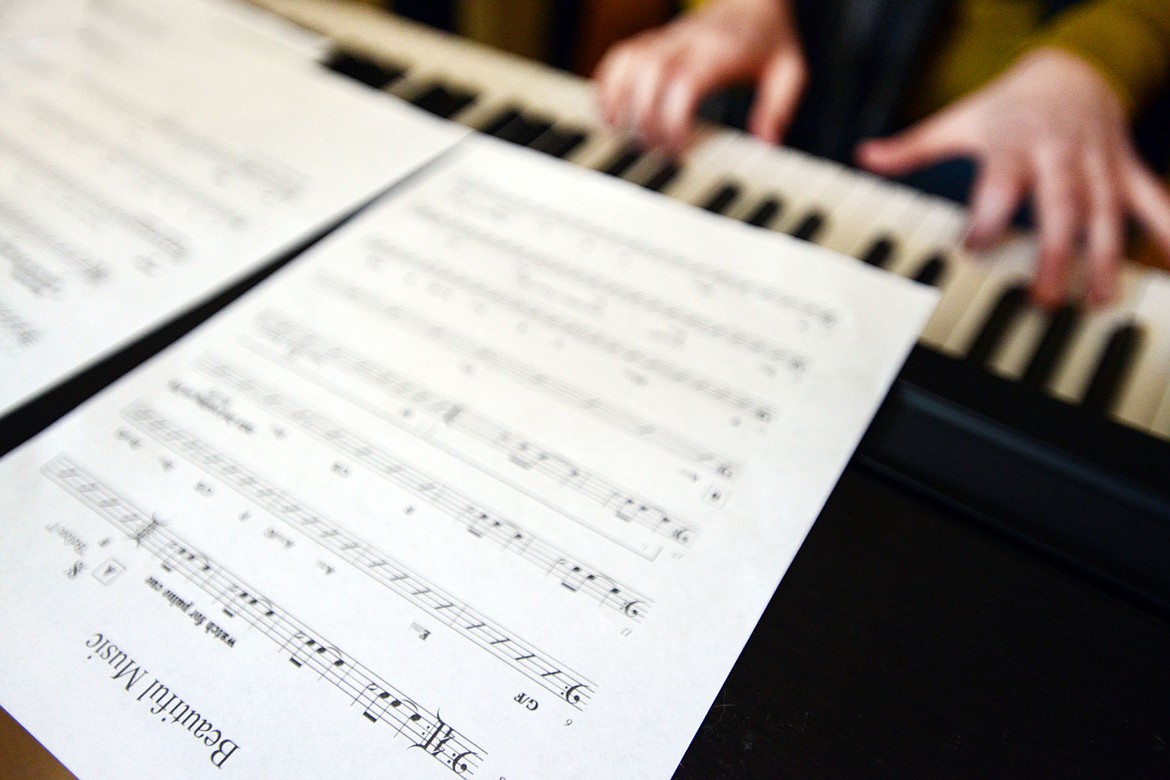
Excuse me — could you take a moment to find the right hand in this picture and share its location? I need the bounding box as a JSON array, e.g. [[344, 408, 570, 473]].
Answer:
[[593, 0, 807, 155], [857, 49, 1170, 307]]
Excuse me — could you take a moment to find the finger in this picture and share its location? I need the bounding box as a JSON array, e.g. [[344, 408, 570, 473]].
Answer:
[[855, 107, 975, 177], [659, 72, 704, 155], [965, 157, 1027, 252], [747, 50, 806, 144], [594, 46, 636, 128], [660, 42, 794, 153], [1083, 151, 1124, 305], [630, 53, 675, 147], [1031, 144, 1085, 309], [640, 45, 737, 152], [1122, 153, 1170, 261]]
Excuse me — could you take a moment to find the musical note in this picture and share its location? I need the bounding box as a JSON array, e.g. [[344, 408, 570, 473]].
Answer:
[[283, 631, 349, 686], [159, 541, 213, 583], [218, 582, 276, 622]]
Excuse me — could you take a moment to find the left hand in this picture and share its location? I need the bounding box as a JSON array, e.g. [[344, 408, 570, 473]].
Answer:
[[857, 48, 1170, 308]]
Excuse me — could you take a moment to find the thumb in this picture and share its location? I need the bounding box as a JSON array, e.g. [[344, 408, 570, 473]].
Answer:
[[856, 108, 974, 177]]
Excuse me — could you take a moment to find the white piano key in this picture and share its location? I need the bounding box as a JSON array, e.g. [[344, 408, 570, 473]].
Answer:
[[660, 131, 768, 205], [710, 137, 809, 215], [571, 132, 637, 171], [986, 304, 1049, 381], [1046, 268, 1145, 404], [1114, 270, 1170, 430], [798, 170, 885, 255], [1150, 385, 1170, 440], [837, 184, 922, 260], [727, 191, 785, 229], [621, 149, 675, 186], [672, 176, 742, 210], [885, 197, 966, 279], [759, 153, 842, 235], [384, 72, 427, 100], [918, 257, 993, 353], [936, 238, 1034, 357], [700, 142, 798, 229], [454, 97, 518, 130]]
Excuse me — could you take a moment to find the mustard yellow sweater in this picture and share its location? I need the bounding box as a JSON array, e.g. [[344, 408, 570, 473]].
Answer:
[[912, 0, 1170, 118]]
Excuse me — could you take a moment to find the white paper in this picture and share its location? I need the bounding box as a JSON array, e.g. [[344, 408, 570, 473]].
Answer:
[[0, 0, 86, 42], [0, 10, 465, 415], [0, 137, 937, 778], [80, 0, 331, 64]]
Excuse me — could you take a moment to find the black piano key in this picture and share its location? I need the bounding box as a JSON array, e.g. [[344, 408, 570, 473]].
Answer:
[[1082, 321, 1143, 413], [790, 211, 825, 242], [700, 183, 741, 214], [600, 146, 643, 177], [323, 51, 405, 89], [913, 254, 947, 286], [744, 197, 782, 227], [859, 237, 896, 268], [640, 162, 680, 192], [966, 285, 1029, 366], [410, 83, 477, 118], [479, 106, 523, 136], [1021, 304, 1081, 388], [529, 127, 589, 158], [491, 115, 530, 143], [505, 116, 554, 147]]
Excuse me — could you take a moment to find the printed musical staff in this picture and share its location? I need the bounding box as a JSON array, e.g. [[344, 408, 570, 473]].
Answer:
[[314, 272, 741, 480], [25, 96, 249, 231], [123, 403, 597, 708], [0, 302, 39, 348], [413, 199, 815, 371], [364, 237, 776, 420], [446, 174, 840, 331], [0, 128, 188, 261], [69, 73, 309, 203], [252, 312, 698, 549], [43, 455, 485, 776], [0, 196, 108, 285], [196, 355, 653, 621]]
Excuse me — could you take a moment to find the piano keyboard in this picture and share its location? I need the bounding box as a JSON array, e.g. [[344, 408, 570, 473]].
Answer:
[[249, 0, 1170, 445]]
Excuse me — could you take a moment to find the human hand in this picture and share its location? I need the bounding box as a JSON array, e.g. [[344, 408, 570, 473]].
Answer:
[[857, 48, 1170, 308], [593, 0, 806, 155]]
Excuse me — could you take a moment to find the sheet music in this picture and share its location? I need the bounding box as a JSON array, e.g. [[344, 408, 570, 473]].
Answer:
[[0, 0, 86, 42], [0, 7, 465, 415], [80, 0, 331, 64], [0, 137, 937, 778]]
